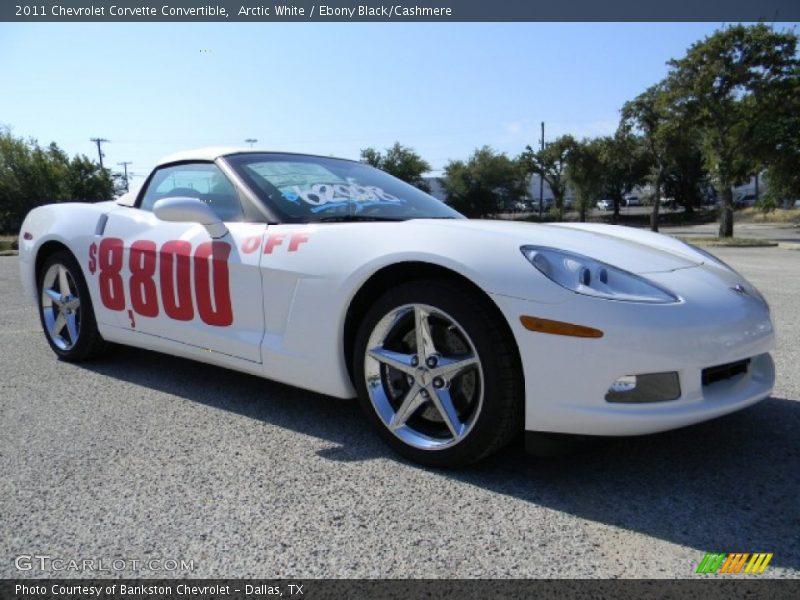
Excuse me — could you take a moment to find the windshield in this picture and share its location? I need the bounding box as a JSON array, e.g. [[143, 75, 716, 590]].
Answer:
[[225, 153, 463, 223]]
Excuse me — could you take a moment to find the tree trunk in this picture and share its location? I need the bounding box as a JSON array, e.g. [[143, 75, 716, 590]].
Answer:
[[650, 178, 661, 232], [612, 193, 622, 224], [579, 200, 587, 222], [719, 186, 734, 237]]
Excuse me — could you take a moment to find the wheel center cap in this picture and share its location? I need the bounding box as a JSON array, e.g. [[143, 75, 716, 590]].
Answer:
[[416, 367, 432, 387]]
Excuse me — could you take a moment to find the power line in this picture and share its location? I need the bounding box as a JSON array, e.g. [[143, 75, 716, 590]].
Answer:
[[90, 138, 109, 168]]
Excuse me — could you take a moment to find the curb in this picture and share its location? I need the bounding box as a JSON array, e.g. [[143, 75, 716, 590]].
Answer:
[[704, 242, 779, 248]]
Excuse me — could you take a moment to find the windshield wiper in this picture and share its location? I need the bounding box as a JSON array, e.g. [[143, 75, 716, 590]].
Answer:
[[314, 215, 407, 222]]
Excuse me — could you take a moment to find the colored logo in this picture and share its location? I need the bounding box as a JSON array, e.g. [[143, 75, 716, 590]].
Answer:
[[696, 552, 773, 574]]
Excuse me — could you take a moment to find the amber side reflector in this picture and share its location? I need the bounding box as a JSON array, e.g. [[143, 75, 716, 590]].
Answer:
[[23, 232, 33, 240], [520, 315, 603, 338]]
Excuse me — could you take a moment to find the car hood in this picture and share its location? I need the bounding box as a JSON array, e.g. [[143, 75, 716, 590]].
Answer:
[[415, 219, 704, 275]]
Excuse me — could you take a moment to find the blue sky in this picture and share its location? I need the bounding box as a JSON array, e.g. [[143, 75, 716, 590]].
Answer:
[[1, 22, 795, 183]]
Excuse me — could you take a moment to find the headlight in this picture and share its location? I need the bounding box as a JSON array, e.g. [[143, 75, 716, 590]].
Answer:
[[521, 246, 680, 304]]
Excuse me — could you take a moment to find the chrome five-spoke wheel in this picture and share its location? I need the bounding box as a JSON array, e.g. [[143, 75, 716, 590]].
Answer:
[[365, 303, 485, 450], [41, 262, 82, 351], [37, 250, 105, 361], [353, 278, 524, 467], [354, 279, 523, 467]]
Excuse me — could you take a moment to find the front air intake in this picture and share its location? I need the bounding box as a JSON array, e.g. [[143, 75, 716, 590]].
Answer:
[[702, 359, 750, 387]]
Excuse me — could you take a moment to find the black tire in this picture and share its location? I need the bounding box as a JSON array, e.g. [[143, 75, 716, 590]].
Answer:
[[37, 250, 106, 361], [353, 279, 523, 467]]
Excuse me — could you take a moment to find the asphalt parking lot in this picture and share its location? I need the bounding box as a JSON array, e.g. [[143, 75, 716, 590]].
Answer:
[[1, 247, 798, 579]]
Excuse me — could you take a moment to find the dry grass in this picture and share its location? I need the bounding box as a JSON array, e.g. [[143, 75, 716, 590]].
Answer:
[[0, 236, 18, 253], [677, 236, 778, 247], [740, 208, 800, 224]]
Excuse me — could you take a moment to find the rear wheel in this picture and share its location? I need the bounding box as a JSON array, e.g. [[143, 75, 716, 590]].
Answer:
[[38, 250, 105, 361], [353, 279, 523, 467]]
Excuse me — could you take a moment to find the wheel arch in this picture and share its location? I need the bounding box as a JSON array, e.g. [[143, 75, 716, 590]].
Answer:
[[34, 240, 75, 282], [342, 261, 523, 387]]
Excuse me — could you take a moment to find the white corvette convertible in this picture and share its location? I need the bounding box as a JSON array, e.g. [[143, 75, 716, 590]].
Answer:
[[18, 148, 775, 466]]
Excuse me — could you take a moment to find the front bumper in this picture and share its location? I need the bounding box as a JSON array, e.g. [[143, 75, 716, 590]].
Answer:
[[490, 266, 776, 436]]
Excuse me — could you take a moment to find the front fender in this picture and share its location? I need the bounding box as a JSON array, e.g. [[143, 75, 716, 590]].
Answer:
[[18, 202, 120, 304]]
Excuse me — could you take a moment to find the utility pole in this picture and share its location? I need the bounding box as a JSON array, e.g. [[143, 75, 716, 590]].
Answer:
[[538, 121, 545, 218], [117, 161, 132, 192], [90, 138, 109, 168], [245, 138, 257, 148]]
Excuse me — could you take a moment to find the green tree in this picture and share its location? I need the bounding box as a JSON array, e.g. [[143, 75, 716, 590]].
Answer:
[[622, 84, 679, 232], [756, 62, 800, 210], [566, 138, 605, 222], [661, 135, 709, 215], [596, 130, 651, 222], [360, 147, 382, 169], [0, 131, 66, 232], [662, 24, 800, 237], [0, 127, 114, 233], [442, 146, 527, 218], [764, 161, 800, 211], [359, 142, 432, 192], [67, 154, 115, 201], [520, 135, 575, 220]]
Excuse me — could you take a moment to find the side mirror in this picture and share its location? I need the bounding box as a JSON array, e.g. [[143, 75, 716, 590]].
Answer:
[[153, 197, 228, 239]]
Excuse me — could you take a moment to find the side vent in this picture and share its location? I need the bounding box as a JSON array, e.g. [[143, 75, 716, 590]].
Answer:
[[95, 213, 109, 236]]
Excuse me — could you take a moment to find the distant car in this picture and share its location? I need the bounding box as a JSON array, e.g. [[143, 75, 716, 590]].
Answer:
[[513, 201, 529, 212], [533, 198, 554, 212], [596, 199, 613, 211], [17, 147, 777, 467], [646, 196, 678, 208], [735, 194, 758, 208], [664, 197, 678, 210], [624, 196, 641, 207]]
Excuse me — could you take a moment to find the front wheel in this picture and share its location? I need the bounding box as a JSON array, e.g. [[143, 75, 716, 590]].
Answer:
[[353, 280, 523, 467], [37, 250, 106, 361]]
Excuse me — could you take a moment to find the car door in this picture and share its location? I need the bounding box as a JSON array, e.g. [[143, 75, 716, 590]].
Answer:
[[92, 161, 266, 363]]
